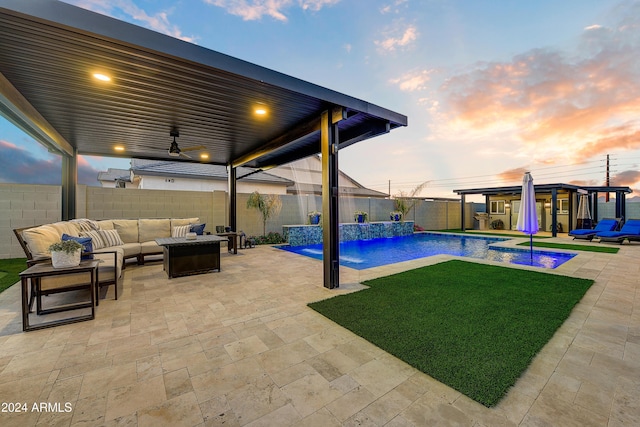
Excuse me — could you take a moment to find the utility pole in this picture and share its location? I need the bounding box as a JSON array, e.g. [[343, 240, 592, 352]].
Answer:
[[388, 180, 391, 198], [606, 154, 610, 202]]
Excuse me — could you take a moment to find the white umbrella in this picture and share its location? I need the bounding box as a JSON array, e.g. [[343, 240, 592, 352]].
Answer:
[[516, 172, 539, 261]]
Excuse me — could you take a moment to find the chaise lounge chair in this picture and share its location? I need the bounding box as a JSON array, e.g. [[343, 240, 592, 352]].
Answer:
[[568, 218, 618, 241], [595, 219, 640, 244]]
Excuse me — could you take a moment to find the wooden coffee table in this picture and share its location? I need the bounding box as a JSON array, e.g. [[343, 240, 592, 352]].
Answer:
[[155, 235, 227, 278]]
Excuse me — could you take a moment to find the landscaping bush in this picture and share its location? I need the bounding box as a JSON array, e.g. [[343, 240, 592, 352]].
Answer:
[[249, 232, 285, 245]]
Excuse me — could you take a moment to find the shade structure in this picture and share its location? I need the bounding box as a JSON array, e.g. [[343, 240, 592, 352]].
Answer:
[[516, 172, 538, 261], [576, 193, 592, 229]]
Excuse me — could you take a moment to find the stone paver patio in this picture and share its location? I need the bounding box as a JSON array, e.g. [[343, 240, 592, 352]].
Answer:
[[0, 236, 638, 426]]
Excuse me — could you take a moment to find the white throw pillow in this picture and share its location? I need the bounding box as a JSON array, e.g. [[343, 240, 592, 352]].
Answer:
[[172, 225, 190, 237]]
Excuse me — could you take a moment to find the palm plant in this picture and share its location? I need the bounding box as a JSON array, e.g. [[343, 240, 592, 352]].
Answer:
[[393, 181, 429, 221], [246, 191, 283, 236]]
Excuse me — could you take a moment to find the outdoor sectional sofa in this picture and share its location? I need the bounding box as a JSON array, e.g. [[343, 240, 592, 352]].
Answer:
[[13, 217, 200, 302]]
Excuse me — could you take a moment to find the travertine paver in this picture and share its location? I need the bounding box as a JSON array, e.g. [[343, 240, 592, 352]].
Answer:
[[0, 238, 638, 426]]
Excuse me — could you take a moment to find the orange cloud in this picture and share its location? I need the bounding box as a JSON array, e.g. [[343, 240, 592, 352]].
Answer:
[[432, 2, 640, 165], [497, 167, 529, 183]]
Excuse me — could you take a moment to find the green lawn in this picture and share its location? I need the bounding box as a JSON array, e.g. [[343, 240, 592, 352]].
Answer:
[[434, 229, 551, 239], [0, 258, 27, 294], [308, 260, 593, 407], [516, 241, 619, 253]]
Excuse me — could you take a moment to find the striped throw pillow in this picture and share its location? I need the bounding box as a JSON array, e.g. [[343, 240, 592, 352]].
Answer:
[[81, 229, 124, 249], [172, 225, 190, 237], [99, 229, 124, 247], [81, 230, 104, 249]]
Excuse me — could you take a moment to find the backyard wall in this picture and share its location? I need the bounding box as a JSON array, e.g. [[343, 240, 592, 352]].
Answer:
[[1, 183, 477, 259]]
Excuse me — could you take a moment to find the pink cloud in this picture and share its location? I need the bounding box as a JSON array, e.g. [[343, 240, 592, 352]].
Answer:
[[434, 2, 640, 164]]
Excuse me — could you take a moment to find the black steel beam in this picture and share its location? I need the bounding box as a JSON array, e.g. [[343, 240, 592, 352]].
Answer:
[[61, 150, 77, 220], [321, 110, 340, 289], [228, 165, 237, 232]]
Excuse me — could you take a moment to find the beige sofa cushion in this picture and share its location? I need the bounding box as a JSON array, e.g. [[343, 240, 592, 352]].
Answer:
[[139, 219, 170, 242], [170, 218, 199, 228], [49, 221, 81, 237], [22, 225, 60, 260], [113, 220, 138, 243], [140, 241, 162, 255], [96, 220, 114, 230]]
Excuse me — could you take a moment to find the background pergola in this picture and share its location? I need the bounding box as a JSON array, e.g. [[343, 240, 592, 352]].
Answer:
[[0, 0, 407, 288], [454, 184, 632, 236]]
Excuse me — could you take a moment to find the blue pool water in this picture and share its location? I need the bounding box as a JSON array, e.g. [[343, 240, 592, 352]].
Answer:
[[278, 233, 576, 270]]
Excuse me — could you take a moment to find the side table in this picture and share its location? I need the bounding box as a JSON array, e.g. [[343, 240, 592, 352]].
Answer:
[[19, 260, 99, 332]]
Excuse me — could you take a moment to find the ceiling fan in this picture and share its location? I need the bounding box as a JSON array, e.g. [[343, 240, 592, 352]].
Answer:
[[167, 129, 205, 158]]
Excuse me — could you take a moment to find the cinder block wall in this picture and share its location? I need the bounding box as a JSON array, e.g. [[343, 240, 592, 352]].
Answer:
[[2, 183, 478, 258], [1, 184, 62, 258]]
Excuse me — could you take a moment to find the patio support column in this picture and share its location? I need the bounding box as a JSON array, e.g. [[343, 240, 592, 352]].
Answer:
[[460, 194, 466, 231], [592, 192, 599, 222], [61, 149, 77, 220], [228, 165, 237, 232], [321, 109, 339, 289], [616, 191, 626, 220], [551, 188, 558, 237]]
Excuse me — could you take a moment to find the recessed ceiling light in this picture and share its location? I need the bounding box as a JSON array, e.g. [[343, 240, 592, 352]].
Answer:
[[114, 145, 125, 152], [200, 153, 209, 160], [93, 73, 111, 82], [255, 108, 267, 115]]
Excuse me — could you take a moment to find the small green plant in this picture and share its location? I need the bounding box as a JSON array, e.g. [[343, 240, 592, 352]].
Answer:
[[48, 240, 83, 254], [246, 191, 283, 235], [489, 219, 504, 230], [249, 232, 285, 245], [393, 181, 428, 222], [308, 211, 321, 225], [354, 211, 368, 223]]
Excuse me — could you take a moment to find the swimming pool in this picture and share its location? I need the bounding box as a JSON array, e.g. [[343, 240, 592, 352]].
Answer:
[[278, 232, 576, 270]]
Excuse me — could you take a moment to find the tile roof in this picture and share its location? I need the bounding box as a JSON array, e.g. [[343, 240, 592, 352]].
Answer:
[[130, 159, 293, 185]]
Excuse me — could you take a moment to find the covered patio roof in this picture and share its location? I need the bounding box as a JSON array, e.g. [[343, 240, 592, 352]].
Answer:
[[0, 0, 406, 169], [0, 0, 408, 289], [454, 183, 632, 197]]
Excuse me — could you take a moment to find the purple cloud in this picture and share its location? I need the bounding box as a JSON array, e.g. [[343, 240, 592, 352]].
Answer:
[[0, 140, 102, 186]]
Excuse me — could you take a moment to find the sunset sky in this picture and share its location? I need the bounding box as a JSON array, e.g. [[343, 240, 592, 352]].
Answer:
[[1, 0, 639, 200]]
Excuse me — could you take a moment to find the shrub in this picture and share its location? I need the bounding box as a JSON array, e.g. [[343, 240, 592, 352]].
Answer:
[[249, 232, 285, 245], [490, 219, 504, 230]]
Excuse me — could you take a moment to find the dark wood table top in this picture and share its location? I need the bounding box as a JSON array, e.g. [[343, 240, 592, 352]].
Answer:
[[19, 259, 100, 277], [155, 235, 227, 247]]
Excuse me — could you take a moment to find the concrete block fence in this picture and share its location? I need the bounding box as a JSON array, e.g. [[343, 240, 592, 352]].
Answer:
[[1, 183, 479, 259]]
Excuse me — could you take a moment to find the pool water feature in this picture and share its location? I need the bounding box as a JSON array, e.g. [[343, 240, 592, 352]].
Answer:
[[278, 232, 576, 270]]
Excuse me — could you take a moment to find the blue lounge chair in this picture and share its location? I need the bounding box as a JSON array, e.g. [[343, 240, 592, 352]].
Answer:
[[596, 219, 640, 243], [568, 218, 618, 241]]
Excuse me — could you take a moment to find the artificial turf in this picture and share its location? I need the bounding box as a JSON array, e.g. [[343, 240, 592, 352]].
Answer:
[[0, 258, 26, 294], [308, 260, 593, 407], [516, 241, 619, 253]]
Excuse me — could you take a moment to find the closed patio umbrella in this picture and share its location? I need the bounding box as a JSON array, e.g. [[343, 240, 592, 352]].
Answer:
[[516, 172, 538, 262]]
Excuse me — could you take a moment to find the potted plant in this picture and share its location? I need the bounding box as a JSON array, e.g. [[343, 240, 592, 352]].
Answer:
[[390, 211, 403, 222], [354, 211, 368, 223], [308, 211, 321, 225], [48, 240, 84, 268]]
